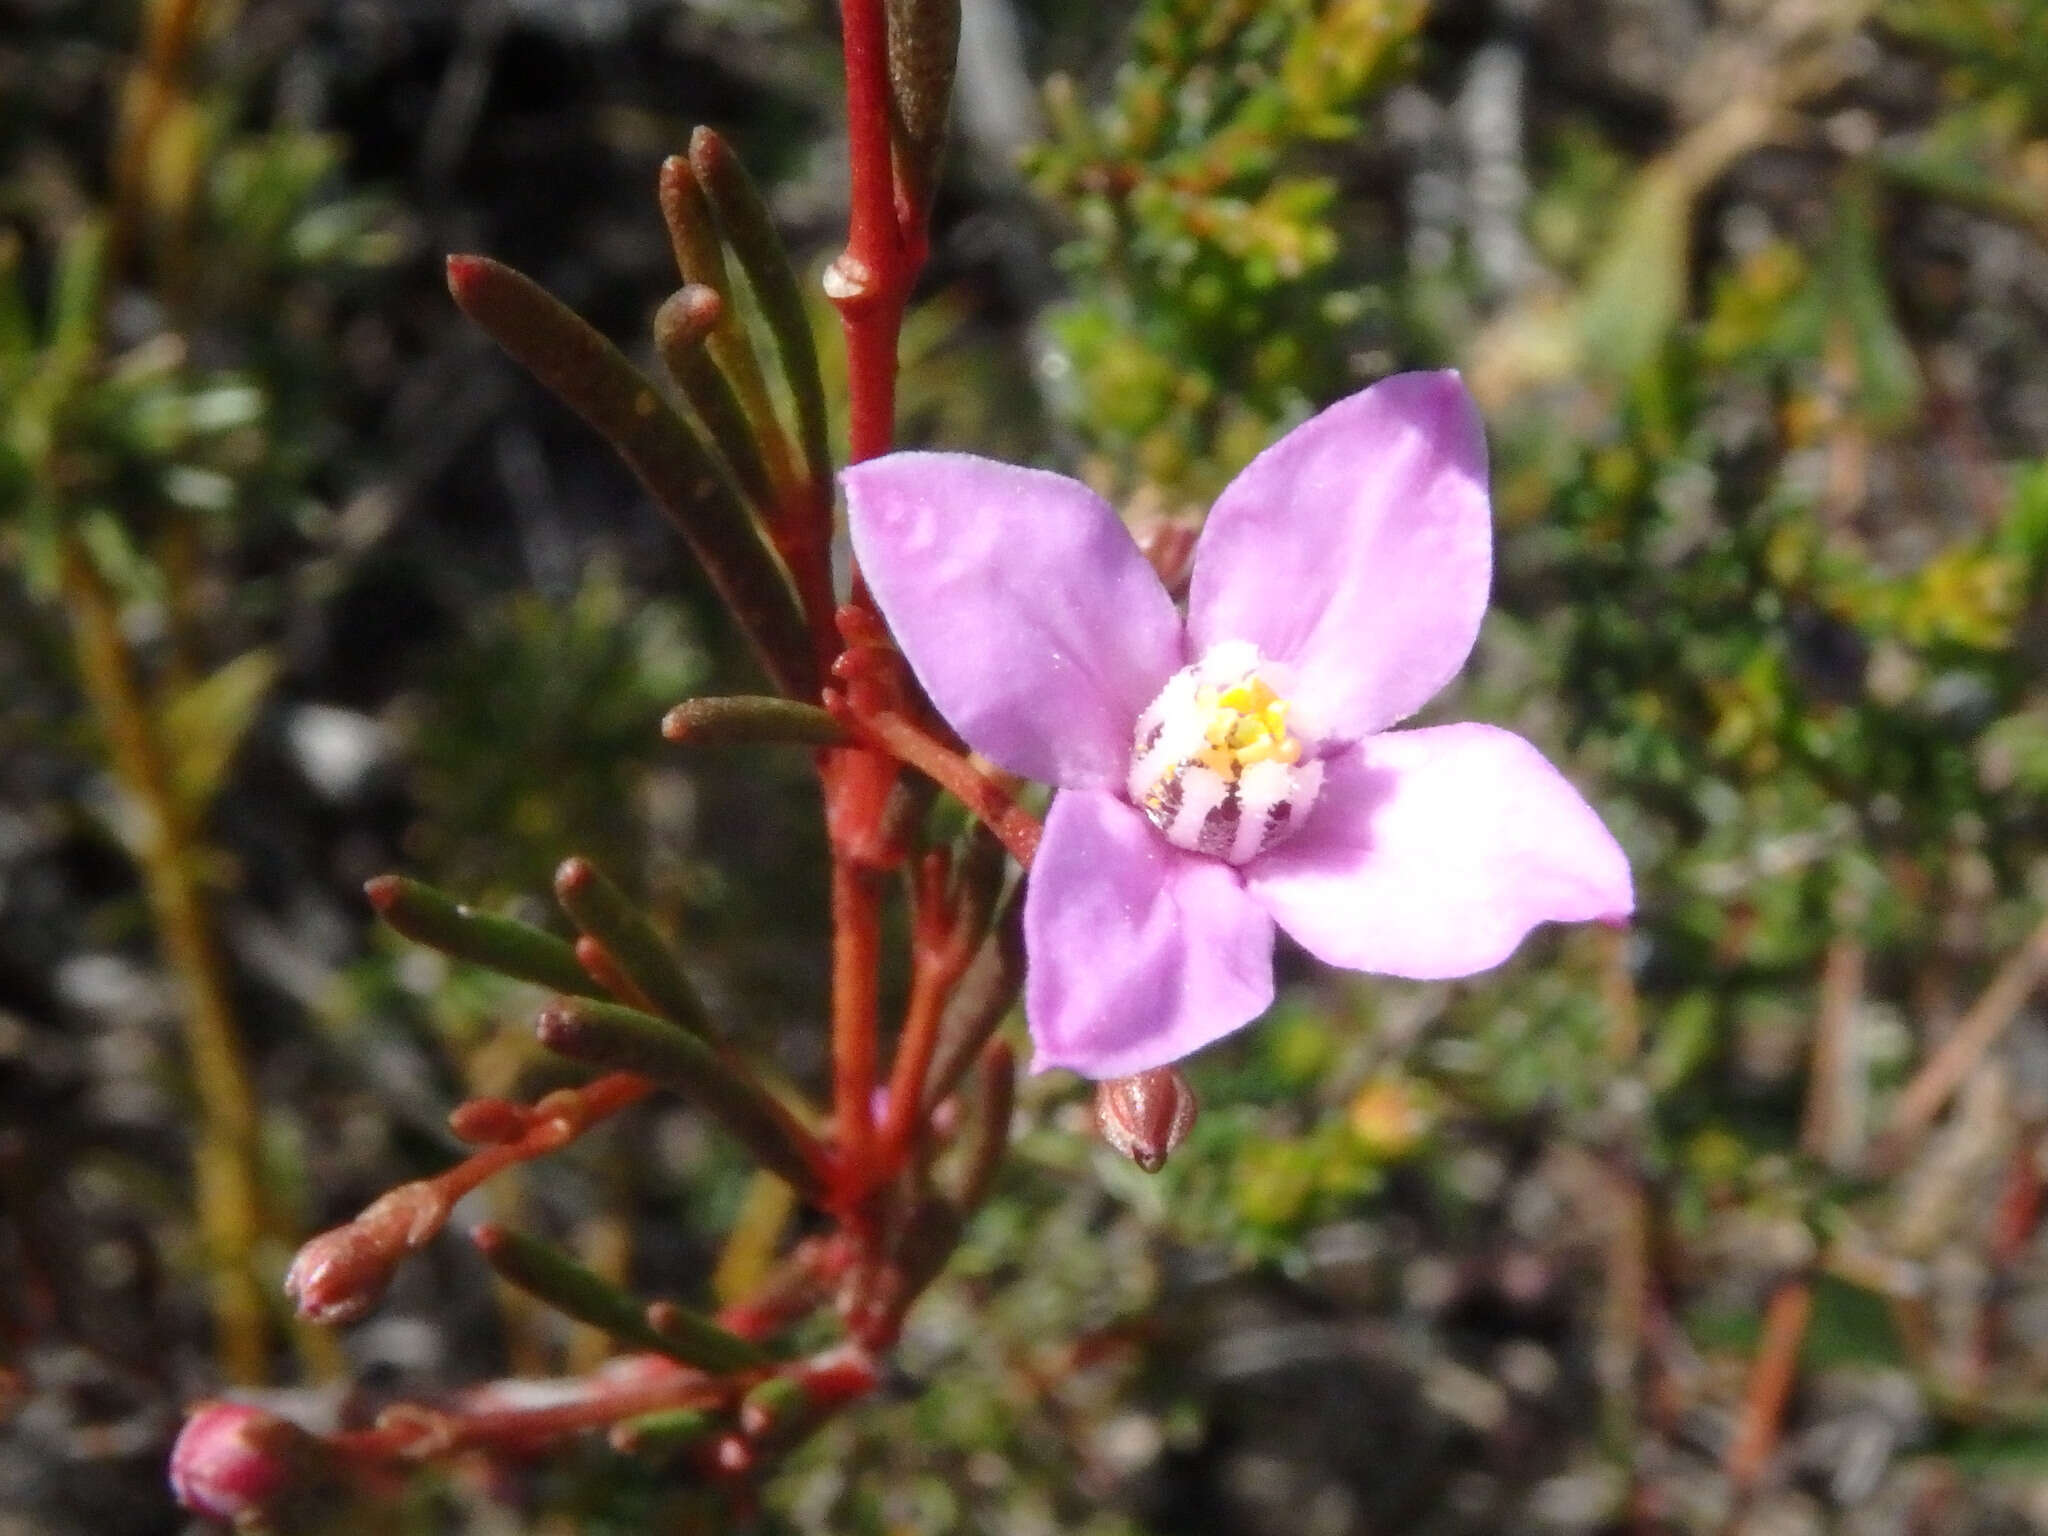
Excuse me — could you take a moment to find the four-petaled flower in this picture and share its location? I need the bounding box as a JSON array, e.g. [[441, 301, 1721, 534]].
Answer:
[[844, 371, 1633, 1079]]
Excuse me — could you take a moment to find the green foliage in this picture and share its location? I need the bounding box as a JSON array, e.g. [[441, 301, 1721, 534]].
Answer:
[[1884, 0, 2048, 126], [1027, 0, 1424, 502], [405, 564, 708, 898], [1005, 1, 2048, 1522]]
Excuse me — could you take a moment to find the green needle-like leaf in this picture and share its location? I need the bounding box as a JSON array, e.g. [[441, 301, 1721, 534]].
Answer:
[[445, 254, 814, 698], [611, 1406, 722, 1461], [660, 694, 848, 749], [535, 997, 824, 1198], [472, 1225, 766, 1374], [365, 875, 597, 997], [654, 286, 779, 515], [688, 128, 834, 497], [553, 856, 718, 1043], [656, 157, 801, 497]]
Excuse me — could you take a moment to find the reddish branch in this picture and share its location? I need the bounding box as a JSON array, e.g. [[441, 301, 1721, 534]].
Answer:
[[816, 0, 952, 1222], [285, 1074, 651, 1323], [827, 605, 1044, 870], [847, 704, 1042, 868], [829, 859, 885, 1201], [827, 0, 920, 465], [1724, 1277, 1814, 1495], [881, 852, 981, 1160]]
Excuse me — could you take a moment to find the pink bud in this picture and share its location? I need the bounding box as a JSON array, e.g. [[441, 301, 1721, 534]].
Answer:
[[285, 1182, 447, 1324], [169, 1402, 319, 1523], [1094, 1067, 1197, 1173]]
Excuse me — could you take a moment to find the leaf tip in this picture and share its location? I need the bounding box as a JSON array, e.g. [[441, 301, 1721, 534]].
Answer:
[[533, 998, 580, 1052], [653, 286, 722, 351], [444, 253, 490, 298], [553, 855, 596, 899], [687, 125, 726, 172]]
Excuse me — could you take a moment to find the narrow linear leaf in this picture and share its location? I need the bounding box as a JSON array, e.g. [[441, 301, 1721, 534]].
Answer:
[[654, 287, 778, 514], [445, 254, 814, 698], [611, 1407, 722, 1461], [1825, 176, 1922, 430], [958, 1038, 1016, 1212], [162, 649, 280, 817], [365, 875, 597, 997], [553, 856, 718, 1043], [50, 216, 107, 365], [646, 1300, 772, 1379], [656, 158, 800, 495], [689, 129, 834, 495], [472, 1225, 765, 1374], [660, 694, 848, 748], [536, 997, 824, 1198]]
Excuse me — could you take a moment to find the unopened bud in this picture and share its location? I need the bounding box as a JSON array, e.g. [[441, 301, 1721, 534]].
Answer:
[[168, 1402, 326, 1524], [1131, 514, 1199, 597], [883, 0, 960, 222], [285, 1182, 447, 1324], [1094, 1067, 1197, 1173]]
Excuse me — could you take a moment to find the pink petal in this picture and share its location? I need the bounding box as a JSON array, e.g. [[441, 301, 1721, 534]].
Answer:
[[1246, 725, 1633, 979], [844, 453, 1184, 790], [1025, 789, 1276, 1079], [1187, 371, 1492, 744]]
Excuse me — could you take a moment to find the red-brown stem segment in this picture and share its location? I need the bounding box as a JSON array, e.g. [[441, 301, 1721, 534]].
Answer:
[[815, 0, 927, 1218], [715, 1234, 856, 1345], [881, 852, 978, 1161], [828, 0, 919, 466], [286, 1074, 651, 1325], [842, 700, 1041, 869], [339, 1355, 722, 1463], [830, 861, 884, 1200], [1724, 1276, 1814, 1494]]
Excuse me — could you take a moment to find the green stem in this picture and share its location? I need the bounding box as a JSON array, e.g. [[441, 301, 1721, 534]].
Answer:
[[61, 535, 270, 1383]]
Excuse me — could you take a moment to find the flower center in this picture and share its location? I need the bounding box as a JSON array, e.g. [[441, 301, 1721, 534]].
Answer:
[[1127, 641, 1324, 866]]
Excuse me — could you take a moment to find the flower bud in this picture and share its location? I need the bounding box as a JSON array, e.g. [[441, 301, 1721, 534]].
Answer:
[[169, 1402, 324, 1524], [883, 0, 960, 223], [1094, 1067, 1197, 1173], [285, 1182, 447, 1324]]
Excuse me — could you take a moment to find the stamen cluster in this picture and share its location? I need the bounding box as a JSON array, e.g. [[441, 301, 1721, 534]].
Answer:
[[1127, 641, 1325, 866]]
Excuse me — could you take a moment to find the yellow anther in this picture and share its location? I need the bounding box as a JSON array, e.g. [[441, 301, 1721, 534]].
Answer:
[[1176, 668, 1304, 783]]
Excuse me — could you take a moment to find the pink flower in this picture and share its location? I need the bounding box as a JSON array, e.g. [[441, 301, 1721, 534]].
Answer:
[[844, 372, 1633, 1079]]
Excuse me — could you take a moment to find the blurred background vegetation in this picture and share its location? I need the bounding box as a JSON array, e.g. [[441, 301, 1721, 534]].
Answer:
[[6, 0, 2048, 1531]]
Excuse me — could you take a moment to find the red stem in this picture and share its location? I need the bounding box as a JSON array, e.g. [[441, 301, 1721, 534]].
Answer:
[[855, 707, 1041, 868], [881, 971, 950, 1161], [829, 860, 883, 1197], [339, 1360, 720, 1462], [832, 0, 912, 466], [880, 856, 977, 1161], [817, 0, 931, 1211]]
